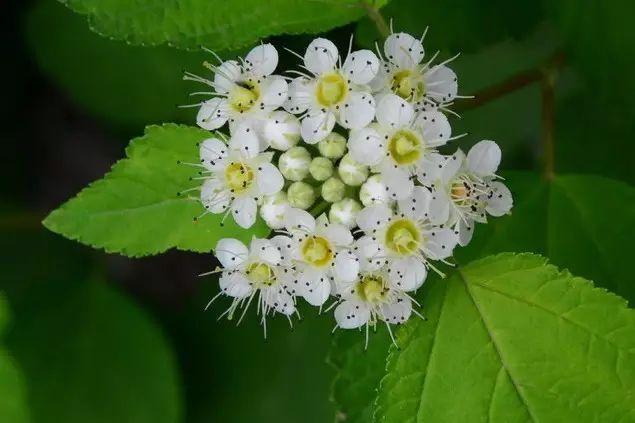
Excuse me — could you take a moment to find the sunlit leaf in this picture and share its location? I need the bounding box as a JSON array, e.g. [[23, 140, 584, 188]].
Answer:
[[43, 124, 270, 257], [375, 253, 635, 422]]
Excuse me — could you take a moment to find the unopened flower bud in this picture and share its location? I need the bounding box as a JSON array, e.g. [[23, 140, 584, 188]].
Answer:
[[338, 153, 369, 186], [359, 175, 392, 206], [317, 133, 347, 159], [309, 157, 334, 181], [287, 181, 316, 210], [259, 192, 289, 229], [321, 177, 346, 203], [262, 111, 301, 151], [279, 146, 311, 181], [329, 199, 362, 229]]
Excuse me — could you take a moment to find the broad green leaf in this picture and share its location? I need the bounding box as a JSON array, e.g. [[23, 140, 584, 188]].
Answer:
[[328, 330, 391, 423], [6, 280, 182, 423], [356, 0, 542, 53], [60, 0, 388, 51], [457, 172, 635, 304], [43, 124, 270, 257], [375, 253, 635, 422], [0, 295, 29, 423], [26, 0, 208, 128]]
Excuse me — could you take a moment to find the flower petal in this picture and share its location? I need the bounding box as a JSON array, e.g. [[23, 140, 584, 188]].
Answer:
[[322, 223, 354, 246], [304, 38, 339, 75], [428, 189, 451, 225], [382, 168, 414, 200], [338, 91, 375, 129], [199, 137, 228, 171], [389, 257, 427, 291], [381, 293, 412, 325], [263, 287, 295, 315], [426, 227, 458, 260], [486, 181, 513, 217], [301, 109, 336, 143], [467, 140, 501, 176], [229, 124, 260, 157], [439, 149, 465, 183], [398, 185, 432, 221], [335, 299, 370, 329], [348, 127, 384, 166], [201, 178, 230, 213], [284, 77, 312, 114], [425, 65, 458, 103], [249, 238, 281, 265], [342, 49, 379, 84], [256, 162, 284, 196], [259, 76, 288, 109], [262, 111, 300, 151], [197, 98, 229, 130], [215, 238, 249, 269], [384, 32, 424, 68], [270, 235, 294, 265], [219, 271, 252, 298], [416, 111, 451, 147], [285, 207, 316, 233], [299, 270, 331, 306], [457, 218, 474, 247], [356, 204, 393, 233], [231, 197, 257, 229], [245, 43, 278, 76], [355, 236, 386, 271], [376, 93, 414, 128], [333, 250, 360, 283], [213, 60, 241, 94]]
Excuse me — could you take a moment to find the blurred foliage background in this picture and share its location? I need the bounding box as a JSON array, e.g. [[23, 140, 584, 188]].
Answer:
[[1, 0, 633, 422]]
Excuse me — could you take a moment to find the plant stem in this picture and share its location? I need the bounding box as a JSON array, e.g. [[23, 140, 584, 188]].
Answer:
[[541, 70, 557, 180], [360, 1, 390, 38], [454, 50, 565, 113]]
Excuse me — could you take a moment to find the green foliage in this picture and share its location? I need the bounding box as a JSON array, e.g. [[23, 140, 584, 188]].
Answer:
[[328, 330, 390, 423], [356, 0, 542, 53], [374, 253, 635, 422], [59, 0, 388, 51], [0, 295, 29, 423], [26, 0, 208, 128], [5, 280, 182, 423], [457, 172, 635, 304], [43, 124, 270, 257]]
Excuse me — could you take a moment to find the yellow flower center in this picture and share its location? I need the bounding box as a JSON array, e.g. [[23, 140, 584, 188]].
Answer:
[[356, 274, 387, 304], [385, 218, 420, 255], [388, 129, 422, 165], [245, 262, 276, 287], [301, 236, 334, 267], [391, 69, 425, 102], [228, 81, 260, 113], [225, 162, 254, 193], [316, 72, 348, 106], [451, 182, 468, 200]]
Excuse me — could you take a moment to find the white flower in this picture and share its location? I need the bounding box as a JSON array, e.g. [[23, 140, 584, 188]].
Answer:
[[261, 110, 301, 151], [420, 140, 513, 246], [355, 187, 459, 290], [192, 44, 288, 135], [276, 209, 359, 306], [333, 270, 413, 330], [198, 124, 284, 228], [348, 93, 452, 200], [211, 237, 296, 333], [370, 31, 459, 111], [284, 38, 379, 143]]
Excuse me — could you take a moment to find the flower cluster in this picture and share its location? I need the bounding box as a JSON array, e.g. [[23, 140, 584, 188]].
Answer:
[[185, 31, 513, 343]]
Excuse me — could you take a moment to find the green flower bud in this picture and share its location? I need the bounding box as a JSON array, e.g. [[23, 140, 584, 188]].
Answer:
[[321, 177, 346, 203], [317, 133, 347, 159], [279, 146, 311, 181], [287, 181, 316, 210], [329, 198, 362, 229], [309, 157, 334, 181], [338, 153, 369, 187]]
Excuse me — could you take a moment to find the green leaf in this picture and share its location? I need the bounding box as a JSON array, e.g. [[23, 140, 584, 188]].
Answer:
[[0, 295, 29, 423], [457, 172, 635, 304], [356, 0, 542, 53], [328, 330, 391, 423], [43, 124, 270, 257], [6, 280, 182, 423], [60, 0, 388, 51], [375, 253, 635, 422], [26, 0, 208, 128]]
